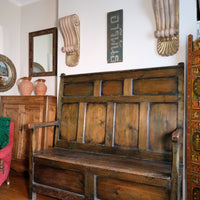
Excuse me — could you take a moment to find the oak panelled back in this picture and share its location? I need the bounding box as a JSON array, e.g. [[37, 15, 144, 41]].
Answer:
[[55, 65, 184, 162]]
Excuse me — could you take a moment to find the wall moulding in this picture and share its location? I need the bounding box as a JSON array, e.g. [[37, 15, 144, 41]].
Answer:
[[59, 14, 80, 67], [153, 0, 179, 56]]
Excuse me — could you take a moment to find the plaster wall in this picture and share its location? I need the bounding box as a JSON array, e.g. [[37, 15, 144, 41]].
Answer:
[[0, 0, 197, 96], [0, 0, 58, 96], [0, 0, 20, 95], [58, 0, 197, 76], [20, 0, 58, 95]]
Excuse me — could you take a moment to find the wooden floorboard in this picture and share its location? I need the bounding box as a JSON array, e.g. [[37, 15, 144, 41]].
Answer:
[[0, 170, 57, 200]]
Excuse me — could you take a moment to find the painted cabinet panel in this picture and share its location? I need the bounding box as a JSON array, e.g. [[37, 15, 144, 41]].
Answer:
[[187, 35, 200, 200]]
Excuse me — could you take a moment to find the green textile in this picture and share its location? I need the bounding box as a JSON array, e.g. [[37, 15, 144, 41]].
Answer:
[[0, 116, 11, 149]]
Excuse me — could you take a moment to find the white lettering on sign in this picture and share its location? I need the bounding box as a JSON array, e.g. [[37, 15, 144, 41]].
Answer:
[[107, 10, 123, 63]]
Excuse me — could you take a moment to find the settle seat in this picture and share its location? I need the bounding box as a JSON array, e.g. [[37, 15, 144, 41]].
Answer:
[[28, 63, 184, 200], [0, 120, 14, 186]]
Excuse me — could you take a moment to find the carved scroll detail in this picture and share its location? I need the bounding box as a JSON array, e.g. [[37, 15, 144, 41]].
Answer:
[[153, 0, 179, 56], [59, 14, 80, 67]]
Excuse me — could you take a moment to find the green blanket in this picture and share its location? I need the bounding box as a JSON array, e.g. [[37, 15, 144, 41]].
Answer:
[[0, 116, 11, 149]]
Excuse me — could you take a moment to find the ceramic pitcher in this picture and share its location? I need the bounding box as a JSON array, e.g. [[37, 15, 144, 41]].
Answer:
[[17, 77, 33, 95], [34, 79, 47, 95]]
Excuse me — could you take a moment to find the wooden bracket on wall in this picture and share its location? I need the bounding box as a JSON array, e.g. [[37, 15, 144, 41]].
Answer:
[[153, 0, 179, 56], [59, 14, 80, 67]]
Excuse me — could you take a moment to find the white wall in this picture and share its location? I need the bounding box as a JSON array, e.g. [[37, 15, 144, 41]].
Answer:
[[20, 0, 58, 95], [0, 0, 58, 96], [58, 0, 197, 77], [0, 0, 20, 95], [0, 0, 197, 95]]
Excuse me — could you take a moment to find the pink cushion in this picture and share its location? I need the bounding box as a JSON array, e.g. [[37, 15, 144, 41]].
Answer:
[[0, 122, 14, 186]]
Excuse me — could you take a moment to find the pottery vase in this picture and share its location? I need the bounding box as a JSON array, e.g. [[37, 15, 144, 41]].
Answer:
[[34, 79, 47, 95], [17, 77, 33, 95]]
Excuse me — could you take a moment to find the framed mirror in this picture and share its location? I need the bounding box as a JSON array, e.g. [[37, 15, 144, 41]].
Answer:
[[29, 27, 57, 77], [0, 54, 16, 92]]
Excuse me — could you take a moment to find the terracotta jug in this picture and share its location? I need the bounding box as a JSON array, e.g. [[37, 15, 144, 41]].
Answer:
[[34, 79, 47, 95], [17, 77, 33, 95]]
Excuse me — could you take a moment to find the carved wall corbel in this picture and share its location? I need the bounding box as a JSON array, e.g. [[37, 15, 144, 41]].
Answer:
[[153, 0, 179, 56], [59, 14, 80, 67]]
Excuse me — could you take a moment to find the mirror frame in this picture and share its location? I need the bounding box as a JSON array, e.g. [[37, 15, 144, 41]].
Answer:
[[0, 54, 17, 92], [29, 27, 57, 77]]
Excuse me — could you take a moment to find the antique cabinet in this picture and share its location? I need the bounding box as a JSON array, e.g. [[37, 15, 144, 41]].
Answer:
[[187, 34, 200, 199], [0, 96, 56, 172]]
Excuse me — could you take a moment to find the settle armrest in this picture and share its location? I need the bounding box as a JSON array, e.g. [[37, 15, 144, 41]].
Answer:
[[28, 121, 59, 200], [28, 120, 59, 155], [171, 128, 182, 200], [27, 120, 59, 130], [28, 120, 59, 192], [171, 128, 182, 143]]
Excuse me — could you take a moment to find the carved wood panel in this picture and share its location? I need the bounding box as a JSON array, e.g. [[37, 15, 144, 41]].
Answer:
[[149, 103, 177, 152], [115, 103, 139, 148]]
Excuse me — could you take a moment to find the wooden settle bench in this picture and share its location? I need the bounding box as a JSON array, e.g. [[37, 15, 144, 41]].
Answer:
[[28, 63, 184, 200]]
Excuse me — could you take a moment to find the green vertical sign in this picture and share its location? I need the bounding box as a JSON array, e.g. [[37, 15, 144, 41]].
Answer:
[[107, 9, 123, 63]]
